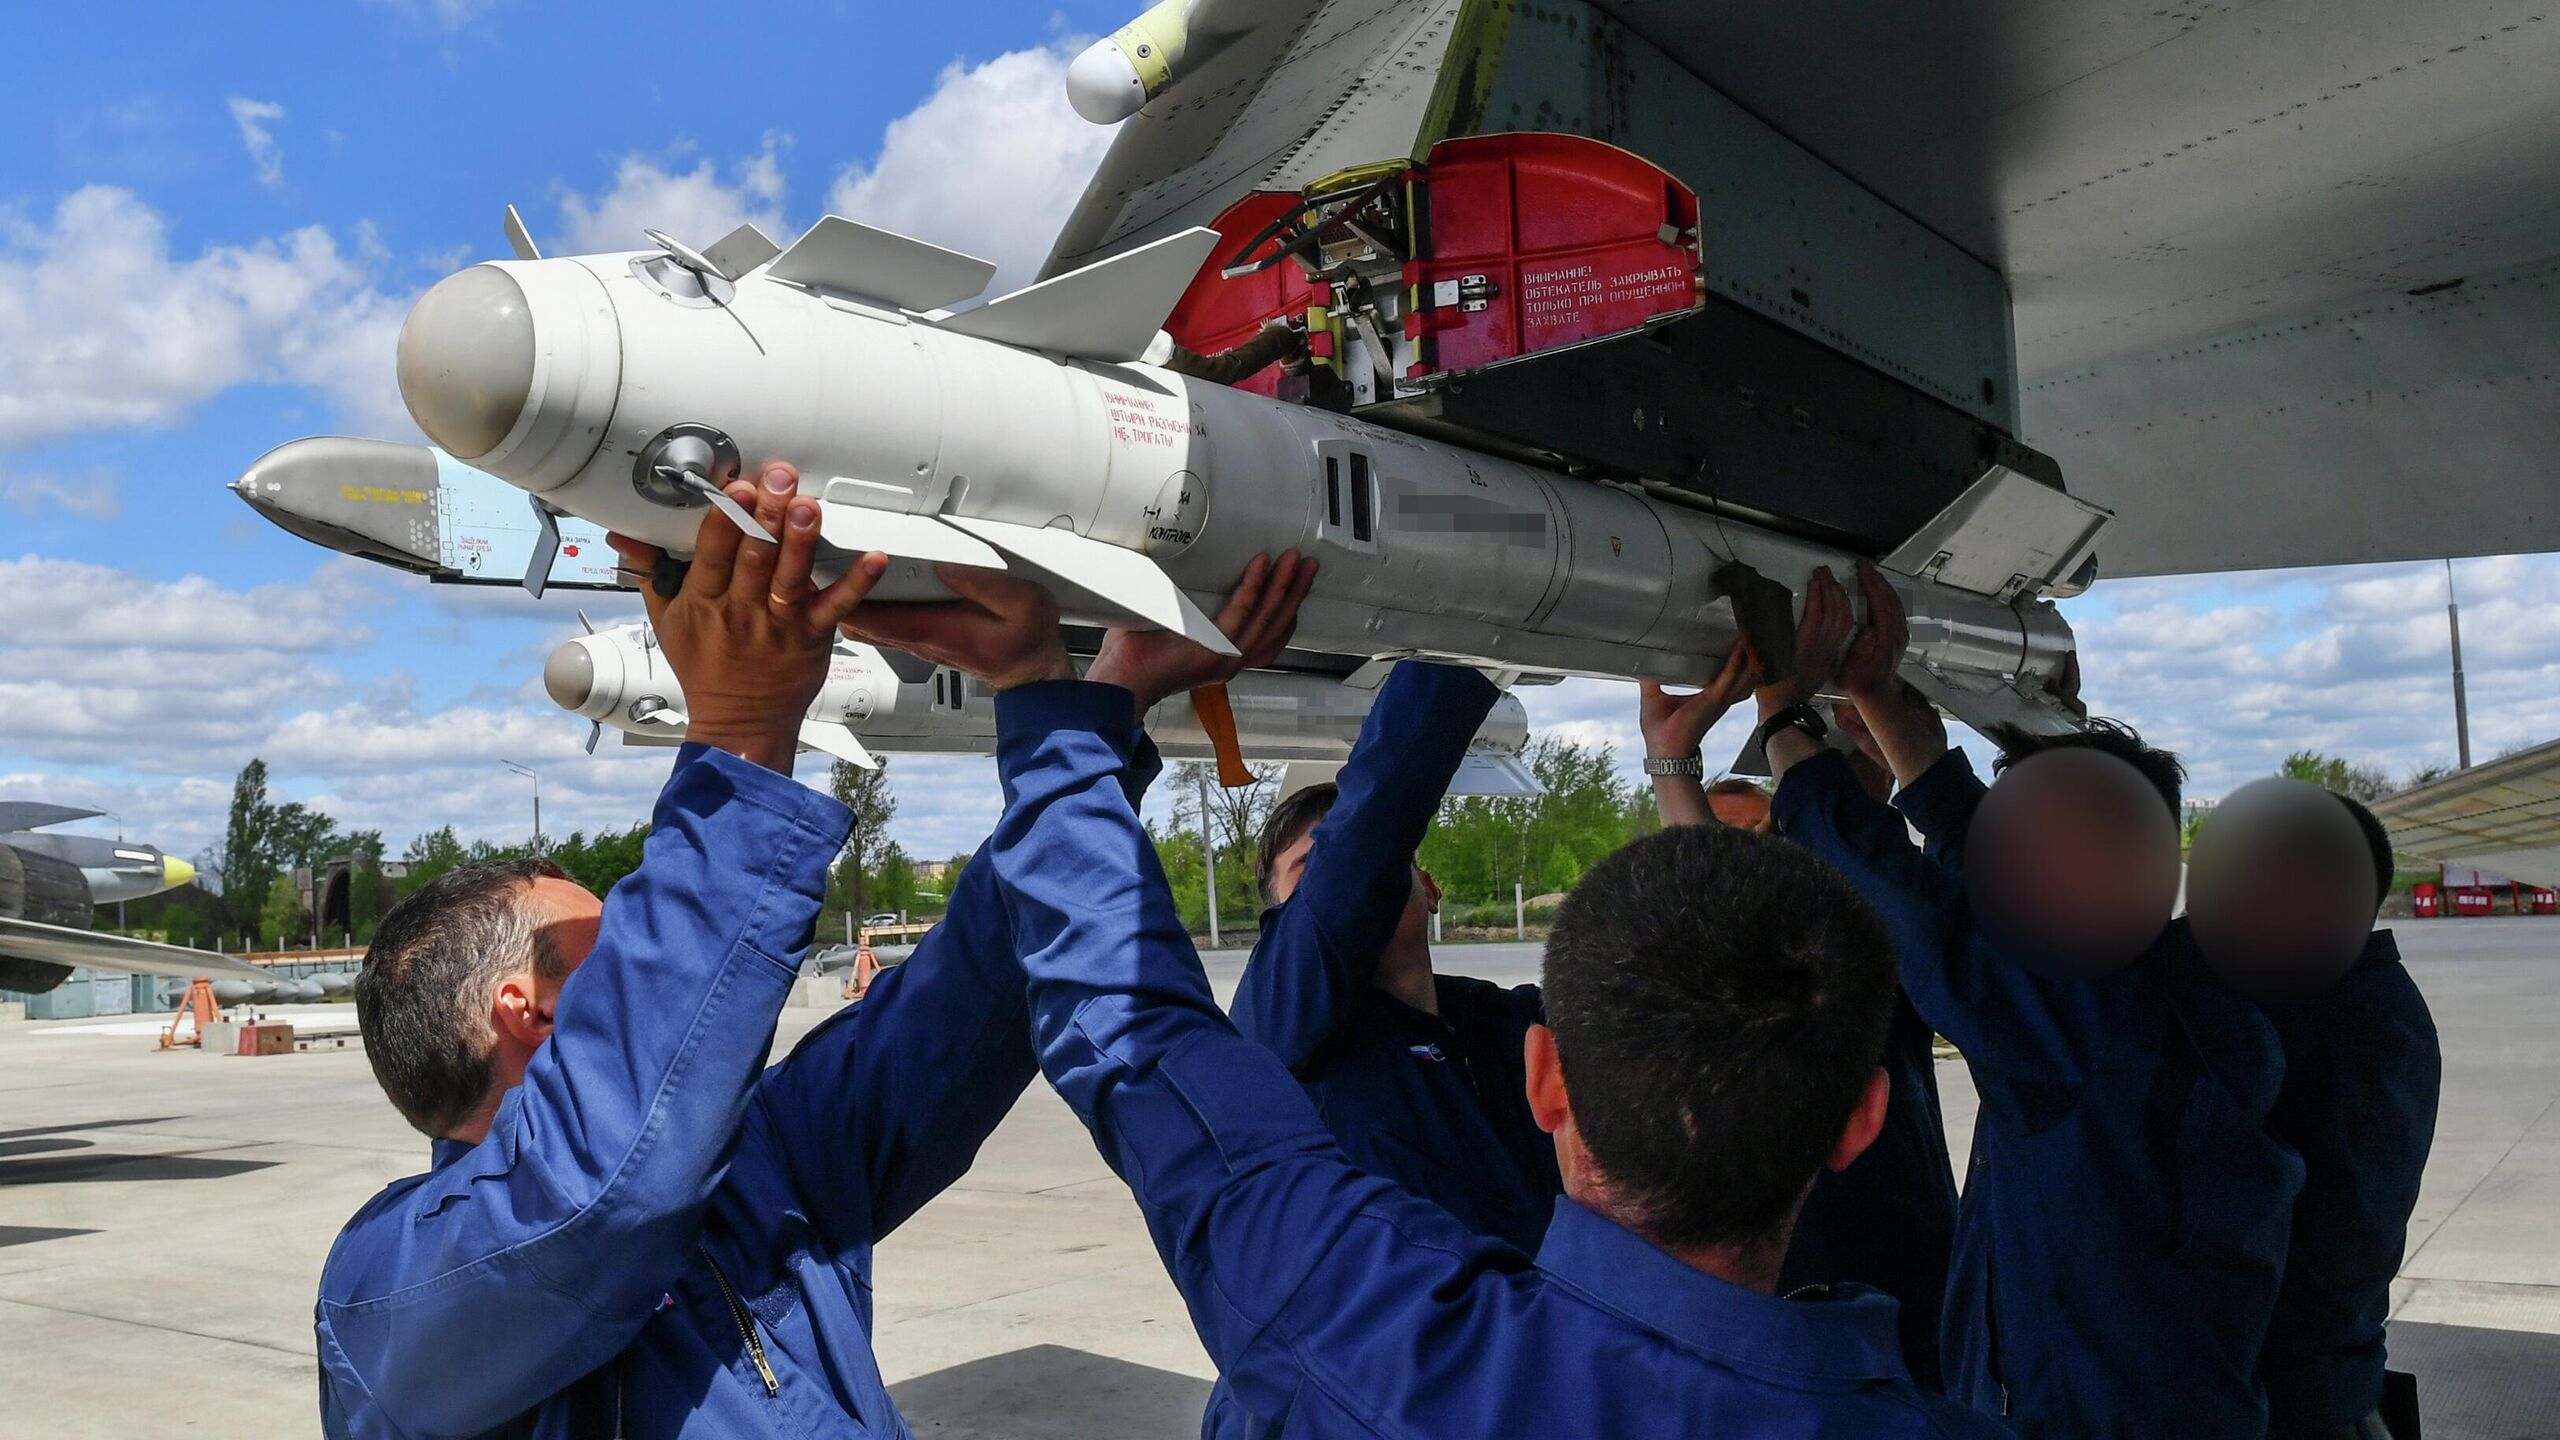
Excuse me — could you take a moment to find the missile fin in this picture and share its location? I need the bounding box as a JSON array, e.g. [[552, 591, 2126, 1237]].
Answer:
[[767, 217, 997, 313], [503, 204, 541, 261], [817, 489, 1010, 568], [704, 222, 783, 279], [524, 497, 561, 599], [933, 227, 1223, 361], [797, 722, 880, 770], [942, 516, 1238, 657], [1448, 754, 1546, 799]]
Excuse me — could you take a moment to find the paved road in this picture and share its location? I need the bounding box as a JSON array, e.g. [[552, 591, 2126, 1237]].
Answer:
[[0, 918, 2551, 1436]]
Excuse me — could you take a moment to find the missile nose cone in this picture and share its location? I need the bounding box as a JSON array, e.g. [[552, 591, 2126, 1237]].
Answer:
[[1066, 38, 1148, 124], [544, 642, 596, 712], [398, 266, 536, 460]]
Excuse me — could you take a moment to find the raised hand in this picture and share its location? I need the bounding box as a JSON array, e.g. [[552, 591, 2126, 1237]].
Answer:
[[834, 564, 1079, 692], [1752, 566, 1854, 719], [1639, 642, 1761, 761], [1086, 552, 1319, 715], [1837, 562, 1911, 705], [606, 463, 886, 773]]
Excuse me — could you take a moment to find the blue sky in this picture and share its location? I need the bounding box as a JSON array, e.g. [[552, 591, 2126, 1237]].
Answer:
[[4, 0, 2555, 874]]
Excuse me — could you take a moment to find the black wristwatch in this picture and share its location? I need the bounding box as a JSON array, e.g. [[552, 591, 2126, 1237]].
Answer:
[[1753, 702, 1830, 753]]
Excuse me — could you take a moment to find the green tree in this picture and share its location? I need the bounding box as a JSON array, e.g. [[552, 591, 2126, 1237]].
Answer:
[[828, 759, 898, 918], [870, 843, 919, 917], [220, 759, 277, 942], [1421, 738, 1641, 906], [548, 824, 652, 897], [2280, 751, 2393, 803], [258, 872, 309, 950], [397, 826, 473, 899]]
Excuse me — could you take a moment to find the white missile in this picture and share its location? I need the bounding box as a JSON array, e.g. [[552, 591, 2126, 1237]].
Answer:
[[544, 622, 1543, 791], [392, 212, 2103, 740]]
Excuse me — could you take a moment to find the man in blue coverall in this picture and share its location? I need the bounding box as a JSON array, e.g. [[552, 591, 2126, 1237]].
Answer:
[[1763, 563, 2303, 1439], [2258, 795, 2440, 1440], [898, 573, 2014, 1439], [313, 460, 1310, 1438], [1643, 659, 1962, 1391], [1207, 661, 1559, 1439]]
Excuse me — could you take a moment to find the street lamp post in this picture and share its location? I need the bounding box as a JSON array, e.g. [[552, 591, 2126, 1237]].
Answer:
[[2445, 560, 2474, 771], [502, 761, 544, 852]]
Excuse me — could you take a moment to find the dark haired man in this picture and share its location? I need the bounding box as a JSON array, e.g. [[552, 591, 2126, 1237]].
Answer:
[[1641, 655, 1960, 1392], [1762, 563, 2301, 1439], [2255, 793, 2439, 1440], [929, 567, 2012, 1437], [314, 462, 1309, 1438]]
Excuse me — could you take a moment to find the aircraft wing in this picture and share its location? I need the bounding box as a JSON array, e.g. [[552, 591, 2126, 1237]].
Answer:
[[2368, 738, 2560, 891], [1052, 0, 2560, 577], [0, 803, 107, 834], [0, 917, 270, 983]]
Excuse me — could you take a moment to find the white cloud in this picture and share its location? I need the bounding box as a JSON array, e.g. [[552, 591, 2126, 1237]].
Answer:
[[554, 134, 790, 259], [226, 96, 287, 189], [827, 43, 1115, 293], [0, 469, 121, 521], [0, 186, 421, 448], [0, 555, 377, 652]]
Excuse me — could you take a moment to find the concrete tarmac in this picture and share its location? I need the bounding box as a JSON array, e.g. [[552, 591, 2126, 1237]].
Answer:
[[1, 918, 2554, 1436]]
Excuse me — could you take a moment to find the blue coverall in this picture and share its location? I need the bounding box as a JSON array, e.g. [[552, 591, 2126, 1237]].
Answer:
[[993, 680, 2018, 1440], [1221, 660, 1957, 1424], [1776, 748, 2302, 1440], [1213, 663, 1560, 1439], [2261, 932, 2440, 1437], [316, 732, 1156, 1437]]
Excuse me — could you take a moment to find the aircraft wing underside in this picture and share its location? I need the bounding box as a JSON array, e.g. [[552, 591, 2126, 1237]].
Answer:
[[1051, 0, 2560, 578]]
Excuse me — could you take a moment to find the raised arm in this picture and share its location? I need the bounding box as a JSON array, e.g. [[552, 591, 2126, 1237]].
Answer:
[[1639, 643, 1761, 829], [320, 465, 882, 1434], [1229, 661, 1499, 1070], [993, 674, 1535, 1430], [1760, 568, 2120, 1094]]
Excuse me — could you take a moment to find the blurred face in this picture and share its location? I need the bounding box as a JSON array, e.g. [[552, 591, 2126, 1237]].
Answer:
[[2186, 780, 2377, 1003], [1966, 749, 2182, 979]]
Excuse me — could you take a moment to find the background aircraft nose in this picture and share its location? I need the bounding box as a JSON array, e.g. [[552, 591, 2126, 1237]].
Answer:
[[543, 642, 596, 711], [397, 267, 536, 460]]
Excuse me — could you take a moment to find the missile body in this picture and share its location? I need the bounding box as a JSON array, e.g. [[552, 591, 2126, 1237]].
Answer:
[[397, 228, 2082, 732], [546, 623, 1535, 768]]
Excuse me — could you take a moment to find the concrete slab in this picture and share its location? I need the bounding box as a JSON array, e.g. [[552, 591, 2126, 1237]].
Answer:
[[0, 921, 2551, 1436]]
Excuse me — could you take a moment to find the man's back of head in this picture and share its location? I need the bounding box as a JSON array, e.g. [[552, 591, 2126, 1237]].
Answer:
[[1542, 825, 1895, 1252], [355, 858, 572, 1138]]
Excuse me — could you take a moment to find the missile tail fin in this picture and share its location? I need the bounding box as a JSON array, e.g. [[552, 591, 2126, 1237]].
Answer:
[[942, 517, 1238, 657], [816, 490, 1010, 568], [797, 722, 880, 770]]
